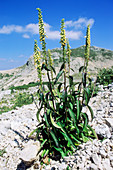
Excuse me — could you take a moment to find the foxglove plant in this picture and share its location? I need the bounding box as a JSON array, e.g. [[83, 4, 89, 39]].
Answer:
[[30, 9, 97, 164]]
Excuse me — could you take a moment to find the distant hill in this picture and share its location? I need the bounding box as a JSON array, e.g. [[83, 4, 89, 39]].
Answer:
[[50, 45, 113, 61], [0, 46, 113, 90]]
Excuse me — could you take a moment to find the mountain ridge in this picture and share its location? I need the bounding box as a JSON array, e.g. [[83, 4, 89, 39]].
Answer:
[[0, 46, 113, 91]]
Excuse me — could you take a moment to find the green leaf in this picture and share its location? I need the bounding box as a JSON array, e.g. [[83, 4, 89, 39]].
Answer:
[[79, 66, 84, 73], [60, 63, 65, 71], [70, 134, 81, 144], [54, 147, 65, 158], [68, 109, 79, 134], [58, 83, 63, 92], [60, 131, 76, 149], [41, 149, 46, 158], [36, 103, 43, 122], [77, 99, 81, 121], [40, 139, 47, 148], [84, 88, 91, 105], [50, 113, 65, 133], [69, 76, 73, 86], [44, 149, 49, 157], [39, 92, 44, 102], [81, 112, 88, 131], [50, 65, 56, 74], [82, 72, 86, 88], [54, 70, 64, 85], [69, 102, 73, 110], [81, 133, 89, 142], [61, 90, 67, 102], [68, 108, 76, 124], [78, 82, 82, 91], [70, 68, 74, 72], [86, 87, 90, 97], [87, 105, 94, 120], [41, 63, 50, 71], [50, 130, 59, 147], [87, 125, 98, 139], [44, 113, 50, 127], [28, 128, 38, 137]]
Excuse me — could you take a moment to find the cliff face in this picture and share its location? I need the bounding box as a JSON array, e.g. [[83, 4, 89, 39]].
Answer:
[[0, 46, 113, 90]]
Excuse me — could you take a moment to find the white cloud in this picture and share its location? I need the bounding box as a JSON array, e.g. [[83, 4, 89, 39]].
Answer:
[[22, 34, 30, 39], [0, 17, 94, 40], [25, 23, 39, 34], [65, 17, 95, 29], [66, 30, 83, 40], [0, 25, 23, 34], [46, 30, 60, 39]]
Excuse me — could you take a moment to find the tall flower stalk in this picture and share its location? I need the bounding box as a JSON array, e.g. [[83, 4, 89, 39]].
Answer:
[[37, 8, 55, 111], [33, 40, 42, 91], [82, 24, 91, 104], [60, 19, 67, 91], [66, 38, 71, 75], [37, 8, 47, 62], [48, 49, 54, 81], [84, 24, 90, 73]]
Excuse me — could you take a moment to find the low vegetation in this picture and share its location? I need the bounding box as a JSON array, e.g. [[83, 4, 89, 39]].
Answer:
[[96, 67, 113, 86], [0, 148, 6, 157], [0, 73, 14, 79], [0, 92, 33, 114], [10, 82, 39, 90]]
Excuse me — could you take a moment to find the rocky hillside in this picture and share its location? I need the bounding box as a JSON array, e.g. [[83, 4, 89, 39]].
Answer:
[[0, 46, 113, 91], [0, 83, 113, 169]]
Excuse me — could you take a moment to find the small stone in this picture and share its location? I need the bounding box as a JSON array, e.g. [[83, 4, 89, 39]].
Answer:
[[90, 163, 98, 170], [110, 102, 113, 107], [0, 121, 11, 135], [102, 158, 112, 170], [100, 149, 107, 158], [105, 118, 113, 128], [95, 124, 111, 139], [102, 139, 110, 144], [58, 162, 67, 170], [91, 153, 100, 165], [11, 121, 21, 131], [19, 140, 40, 166]]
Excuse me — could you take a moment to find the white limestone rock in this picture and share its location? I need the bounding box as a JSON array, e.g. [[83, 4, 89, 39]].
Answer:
[[91, 153, 101, 165], [95, 124, 111, 139], [105, 118, 113, 128], [19, 140, 40, 166]]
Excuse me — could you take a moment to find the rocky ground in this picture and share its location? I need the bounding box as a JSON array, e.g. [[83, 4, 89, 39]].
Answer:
[[0, 83, 113, 170]]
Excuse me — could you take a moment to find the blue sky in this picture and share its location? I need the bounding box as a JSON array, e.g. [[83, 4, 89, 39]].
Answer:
[[0, 0, 113, 70]]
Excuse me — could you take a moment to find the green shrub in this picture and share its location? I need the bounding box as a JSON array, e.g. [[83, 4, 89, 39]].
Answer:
[[0, 92, 33, 114], [9, 82, 39, 90], [96, 67, 113, 86], [14, 92, 33, 107], [0, 149, 6, 157], [29, 8, 97, 163], [0, 73, 3, 79], [0, 106, 11, 114]]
